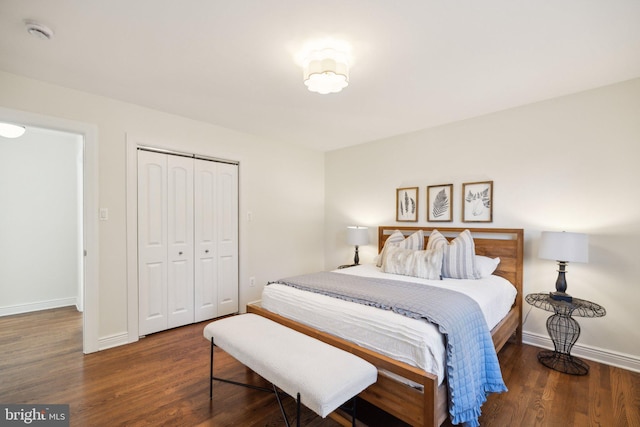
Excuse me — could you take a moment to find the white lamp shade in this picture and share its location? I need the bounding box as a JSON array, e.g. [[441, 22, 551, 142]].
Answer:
[[347, 226, 369, 246], [538, 231, 589, 263]]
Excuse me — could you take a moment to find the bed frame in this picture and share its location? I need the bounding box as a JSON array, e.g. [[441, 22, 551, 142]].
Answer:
[[248, 226, 523, 427]]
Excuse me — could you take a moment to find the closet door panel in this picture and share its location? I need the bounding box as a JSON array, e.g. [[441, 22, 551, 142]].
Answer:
[[196, 257, 216, 320], [144, 262, 165, 320], [167, 155, 194, 328], [216, 163, 239, 316], [194, 160, 217, 321], [138, 150, 168, 335]]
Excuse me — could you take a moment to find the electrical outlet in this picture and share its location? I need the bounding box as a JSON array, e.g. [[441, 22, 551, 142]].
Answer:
[[249, 276, 256, 287]]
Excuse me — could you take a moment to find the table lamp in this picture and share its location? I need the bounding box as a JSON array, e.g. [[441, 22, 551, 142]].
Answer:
[[538, 231, 589, 302], [347, 226, 369, 265]]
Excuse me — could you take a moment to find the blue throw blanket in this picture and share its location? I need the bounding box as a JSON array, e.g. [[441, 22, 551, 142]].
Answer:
[[271, 271, 507, 427]]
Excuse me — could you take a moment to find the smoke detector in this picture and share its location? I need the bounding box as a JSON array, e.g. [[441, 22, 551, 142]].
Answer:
[[24, 20, 54, 40]]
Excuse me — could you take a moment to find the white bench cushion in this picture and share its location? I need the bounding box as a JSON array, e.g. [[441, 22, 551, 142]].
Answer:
[[204, 313, 377, 418]]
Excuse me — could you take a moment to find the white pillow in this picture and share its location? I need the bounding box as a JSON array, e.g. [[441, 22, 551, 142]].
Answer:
[[376, 229, 424, 267], [426, 229, 480, 279], [475, 256, 501, 278], [382, 246, 443, 280]]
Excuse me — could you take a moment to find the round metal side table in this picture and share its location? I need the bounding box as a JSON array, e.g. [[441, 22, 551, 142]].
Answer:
[[525, 293, 606, 375]]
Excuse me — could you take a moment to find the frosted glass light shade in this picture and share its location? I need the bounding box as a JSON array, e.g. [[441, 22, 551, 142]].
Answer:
[[539, 231, 588, 263], [0, 122, 26, 138], [303, 48, 349, 94], [347, 226, 369, 246]]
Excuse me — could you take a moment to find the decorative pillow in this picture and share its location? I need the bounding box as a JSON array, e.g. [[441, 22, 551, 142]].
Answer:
[[426, 229, 480, 279], [476, 256, 500, 278], [376, 229, 424, 267], [382, 246, 443, 280]]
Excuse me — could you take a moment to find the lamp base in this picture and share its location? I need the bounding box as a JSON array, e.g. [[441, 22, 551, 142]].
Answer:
[[549, 291, 573, 302]]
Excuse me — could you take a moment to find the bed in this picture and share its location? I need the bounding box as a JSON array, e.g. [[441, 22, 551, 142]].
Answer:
[[247, 226, 523, 427]]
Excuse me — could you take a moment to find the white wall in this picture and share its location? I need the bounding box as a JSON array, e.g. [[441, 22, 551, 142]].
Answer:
[[0, 70, 325, 346], [324, 78, 640, 370], [0, 126, 82, 315]]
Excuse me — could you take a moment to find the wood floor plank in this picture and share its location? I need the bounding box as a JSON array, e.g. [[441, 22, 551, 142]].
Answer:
[[1, 307, 639, 426]]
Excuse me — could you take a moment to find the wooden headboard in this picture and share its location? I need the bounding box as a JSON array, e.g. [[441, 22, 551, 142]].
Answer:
[[378, 226, 523, 286], [378, 226, 524, 345]]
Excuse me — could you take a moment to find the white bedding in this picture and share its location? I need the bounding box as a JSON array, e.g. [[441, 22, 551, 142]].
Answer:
[[261, 264, 517, 385]]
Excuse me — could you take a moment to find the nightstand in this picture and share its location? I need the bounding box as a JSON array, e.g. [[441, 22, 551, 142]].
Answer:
[[525, 293, 606, 375]]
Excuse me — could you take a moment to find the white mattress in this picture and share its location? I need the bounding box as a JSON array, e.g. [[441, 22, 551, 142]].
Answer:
[[261, 264, 517, 385]]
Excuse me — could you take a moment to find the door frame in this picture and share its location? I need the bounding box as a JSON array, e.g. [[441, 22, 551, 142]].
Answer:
[[126, 136, 141, 342], [0, 107, 100, 354]]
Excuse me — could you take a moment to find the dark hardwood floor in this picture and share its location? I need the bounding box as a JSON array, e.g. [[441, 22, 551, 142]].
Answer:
[[1, 307, 638, 426]]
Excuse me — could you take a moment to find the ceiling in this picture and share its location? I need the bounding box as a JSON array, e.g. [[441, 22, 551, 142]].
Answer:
[[1, 1, 639, 152]]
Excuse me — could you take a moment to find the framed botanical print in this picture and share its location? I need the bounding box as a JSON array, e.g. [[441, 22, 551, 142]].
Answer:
[[462, 181, 493, 222], [427, 184, 453, 222], [396, 187, 418, 222]]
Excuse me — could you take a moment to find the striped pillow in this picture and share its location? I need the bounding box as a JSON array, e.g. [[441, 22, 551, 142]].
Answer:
[[382, 246, 443, 280], [426, 229, 480, 279], [376, 230, 424, 267]]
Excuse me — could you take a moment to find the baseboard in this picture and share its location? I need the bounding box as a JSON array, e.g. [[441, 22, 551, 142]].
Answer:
[[98, 332, 130, 351], [0, 298, 77, 317], [523, 331, 640, 373]]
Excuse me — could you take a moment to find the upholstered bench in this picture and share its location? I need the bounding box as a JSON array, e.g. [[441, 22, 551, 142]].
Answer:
[[203, 313, 377, 426]]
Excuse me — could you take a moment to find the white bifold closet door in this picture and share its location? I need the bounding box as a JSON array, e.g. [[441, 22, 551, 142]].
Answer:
[[138, 150, 238, 336], [194, 159, 239, 321]]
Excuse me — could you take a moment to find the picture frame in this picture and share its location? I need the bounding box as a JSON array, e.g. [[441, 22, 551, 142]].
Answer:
[[396, 187, 418, 222], [427, 184, 453, 222], [462, 181, 493, 222]]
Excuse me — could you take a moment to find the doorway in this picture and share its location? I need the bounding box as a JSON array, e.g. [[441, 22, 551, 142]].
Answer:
[[0, 107, 99, 353], [0, 126, 83, 312]]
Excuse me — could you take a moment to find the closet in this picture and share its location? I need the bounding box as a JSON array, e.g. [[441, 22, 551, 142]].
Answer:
[[137, 148, 238, 336]]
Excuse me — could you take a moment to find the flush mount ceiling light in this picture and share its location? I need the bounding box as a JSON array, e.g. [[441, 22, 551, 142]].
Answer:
[[0, 122, 27, 138], [303, 48, 349, 95], [24, 20, 54, 40]]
